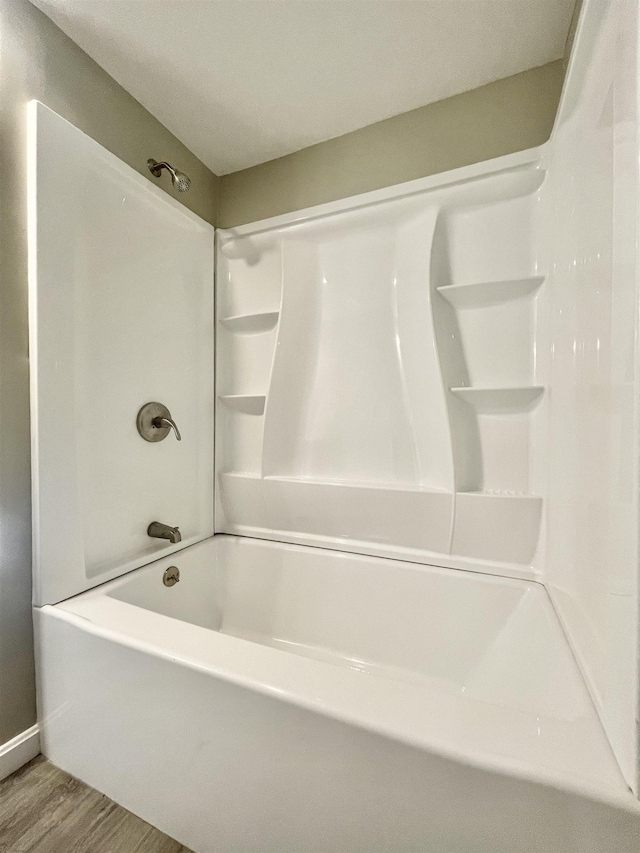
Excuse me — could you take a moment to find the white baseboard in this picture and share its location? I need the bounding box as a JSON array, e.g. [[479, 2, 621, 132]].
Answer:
[[0, 725, 40, 782]]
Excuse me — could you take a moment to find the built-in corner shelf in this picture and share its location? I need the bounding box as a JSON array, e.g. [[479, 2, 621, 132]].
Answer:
[[450, 386, 544, 414], [457, 489, 542, 502], [441, 165, 546, 212], [263, 474, 448, 494], [218, 394, 266, 415], [436, 276, 544, 309], [219, 311, 279, 334], [451, 490, 543, 565]]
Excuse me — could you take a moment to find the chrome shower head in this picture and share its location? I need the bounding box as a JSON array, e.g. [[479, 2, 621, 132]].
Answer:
[[147, 159, 191, 193]]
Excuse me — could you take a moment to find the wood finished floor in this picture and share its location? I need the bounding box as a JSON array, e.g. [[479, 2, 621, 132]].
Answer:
[[0, 755, 193, 852]]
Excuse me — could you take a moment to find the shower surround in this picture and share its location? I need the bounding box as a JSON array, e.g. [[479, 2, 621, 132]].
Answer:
[[30, 0, 640, 850], [216, 152, 545, 573]]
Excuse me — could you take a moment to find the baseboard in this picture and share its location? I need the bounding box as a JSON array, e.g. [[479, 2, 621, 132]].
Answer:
[[0, 725, 40, 782]]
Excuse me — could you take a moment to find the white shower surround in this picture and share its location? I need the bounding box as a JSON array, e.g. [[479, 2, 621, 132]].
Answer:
[[215, 147, 546, 575], [30, 0, 640, 850]]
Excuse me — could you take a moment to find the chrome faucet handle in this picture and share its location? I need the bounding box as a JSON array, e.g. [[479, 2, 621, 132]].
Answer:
[[152, 415, 181, 441]]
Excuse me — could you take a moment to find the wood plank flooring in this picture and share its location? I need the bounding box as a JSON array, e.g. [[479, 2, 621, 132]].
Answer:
[[0, 755, 193, 852]]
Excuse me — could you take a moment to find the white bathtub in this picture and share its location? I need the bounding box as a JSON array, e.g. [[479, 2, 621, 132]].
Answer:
[[35, 536, 640, 852]]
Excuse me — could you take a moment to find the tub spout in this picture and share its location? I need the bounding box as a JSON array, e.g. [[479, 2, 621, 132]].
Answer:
[[147, 521, 181, 544]]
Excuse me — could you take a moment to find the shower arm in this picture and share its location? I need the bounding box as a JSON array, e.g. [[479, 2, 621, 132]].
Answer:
[[147, 159, 191, 193], [147, 160, 173, 178]]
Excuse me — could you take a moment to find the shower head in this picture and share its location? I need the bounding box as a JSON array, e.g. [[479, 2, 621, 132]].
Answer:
[[171, 168, 191, 193], [147, 159, 191, 193]]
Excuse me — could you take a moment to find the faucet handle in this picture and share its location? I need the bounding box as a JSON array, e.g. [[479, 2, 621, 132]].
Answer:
[[152, 415, 181, 441], [137, 402, 181, 442]]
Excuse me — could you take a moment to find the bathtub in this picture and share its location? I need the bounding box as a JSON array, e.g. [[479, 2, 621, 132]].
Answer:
[[35, 536, 640, 852]]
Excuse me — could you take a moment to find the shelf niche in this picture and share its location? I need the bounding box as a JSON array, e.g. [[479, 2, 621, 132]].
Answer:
[[436, 276, 543, 309], [219, 311, 279, 334], [450, 386, 544, 414], [218, 394, 266, 415]]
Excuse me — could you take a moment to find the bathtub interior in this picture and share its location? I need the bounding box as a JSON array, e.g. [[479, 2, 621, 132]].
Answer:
[[104, 536, 585, 724], [107, 549, 222, 631]]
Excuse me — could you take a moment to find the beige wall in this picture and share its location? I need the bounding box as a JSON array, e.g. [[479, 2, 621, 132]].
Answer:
[[0, 0, 218, 746], [217, 60, 564, 228]]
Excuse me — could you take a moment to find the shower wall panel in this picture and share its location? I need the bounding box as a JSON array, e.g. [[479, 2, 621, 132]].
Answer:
[[543, 0, 640, 793], [29, 103, 215, 605], [216, 150, 547, 577]]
